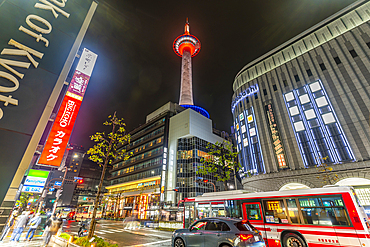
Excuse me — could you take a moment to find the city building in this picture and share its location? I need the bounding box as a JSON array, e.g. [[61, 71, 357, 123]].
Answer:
[[104, 20, 235, 221], [231, 0, 370, 208]]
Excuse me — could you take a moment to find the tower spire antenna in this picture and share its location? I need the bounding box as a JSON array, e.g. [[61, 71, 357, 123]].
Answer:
[[184, 18, 190, 35]]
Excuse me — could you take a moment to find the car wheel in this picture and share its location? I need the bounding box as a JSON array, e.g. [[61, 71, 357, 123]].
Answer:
[[282, 233, 306, 247], [174, 238, 185, 247]]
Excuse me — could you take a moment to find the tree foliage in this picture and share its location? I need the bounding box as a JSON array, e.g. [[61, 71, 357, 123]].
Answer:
[[316, 156, 339, 185], [15, 192, 33, 210], [87, 114, 132, 166], [87, 113, 132, 238], [198, 141, 241, 191]]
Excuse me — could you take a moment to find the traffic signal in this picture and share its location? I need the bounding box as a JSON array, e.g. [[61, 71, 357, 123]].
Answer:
[[74, 177, 83, 183], [173, 187, 179, 192], [196, 177, 209, 183]]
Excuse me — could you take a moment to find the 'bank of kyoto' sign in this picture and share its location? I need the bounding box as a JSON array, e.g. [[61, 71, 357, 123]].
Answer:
[[39, 48, 97, 166], [0, 0, 95, 202], [265, 103, 288, 169]]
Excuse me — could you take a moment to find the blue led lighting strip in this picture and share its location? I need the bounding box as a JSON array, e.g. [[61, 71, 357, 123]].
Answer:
[[293, 89, 325, 165], [283, 91, 317, 167], [304, 81, 338, 163], [250, 107, 265, 174], [308, 80, 355, 162]]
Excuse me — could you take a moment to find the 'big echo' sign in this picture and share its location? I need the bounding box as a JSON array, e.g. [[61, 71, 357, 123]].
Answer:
[[39, 48, 97, 166]]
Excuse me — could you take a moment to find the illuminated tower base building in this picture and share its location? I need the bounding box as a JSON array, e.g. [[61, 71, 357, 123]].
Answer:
[[231, 0, 370, 207], [104, 21, 236, 221]]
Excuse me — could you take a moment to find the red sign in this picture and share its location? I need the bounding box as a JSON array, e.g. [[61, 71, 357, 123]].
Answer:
[[38, 95, 81, 166], [38, 49, 97, 166]]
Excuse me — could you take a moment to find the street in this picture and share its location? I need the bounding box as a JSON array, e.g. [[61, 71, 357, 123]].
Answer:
[[63, 220, 173, 247]]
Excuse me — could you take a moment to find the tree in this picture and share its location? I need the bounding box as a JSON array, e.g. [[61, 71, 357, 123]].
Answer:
[[87, 112, 132, 239], [198, 141, 241, 191], [15, 192, 33, 211], [316, 156, 339, 185]]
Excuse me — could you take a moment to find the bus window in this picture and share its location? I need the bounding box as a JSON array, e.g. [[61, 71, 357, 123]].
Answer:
[[244, 203, 261, 221], [196, 203, 211, 220], [286, 198, 300, 224], [301, 207, 333, 225], [299, 197, 350, 226], [210, 201, 225, 217], [225, 200, 242, 219], [185, 202, 195, 228], [264, 200, 288, 224]]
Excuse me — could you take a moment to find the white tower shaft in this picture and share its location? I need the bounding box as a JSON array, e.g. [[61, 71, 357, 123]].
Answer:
[[179, 50, 193, 105]]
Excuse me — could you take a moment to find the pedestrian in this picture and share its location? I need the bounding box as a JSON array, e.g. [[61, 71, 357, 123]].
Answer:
[[78, 217, 87, 237], [10, 211, 30, 242], [25, 212, 41, 241], [0, 209, 18, 241], [43, 213, 63, 247]]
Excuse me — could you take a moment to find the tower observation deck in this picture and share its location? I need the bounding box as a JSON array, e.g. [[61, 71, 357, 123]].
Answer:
[[173, 19, 209, 118]]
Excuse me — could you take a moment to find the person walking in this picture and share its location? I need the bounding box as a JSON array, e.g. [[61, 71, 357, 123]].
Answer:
[[10, 211, 29, 242], [43, 213, 63, 247], [0, 209, 18, 241], [25, 213, 41, 241]]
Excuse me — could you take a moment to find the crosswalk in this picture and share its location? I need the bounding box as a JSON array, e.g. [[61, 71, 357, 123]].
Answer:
[[0, 238, 44, 247]]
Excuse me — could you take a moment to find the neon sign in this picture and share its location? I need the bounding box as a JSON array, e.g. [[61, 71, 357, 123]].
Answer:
[[265, 103, 288, 169], [231, 84, 259, 112], [39, 49, 97, 166]]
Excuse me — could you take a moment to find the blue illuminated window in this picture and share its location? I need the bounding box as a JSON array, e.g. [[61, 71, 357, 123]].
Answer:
[[234, 108, 265, 174], [283, 80, 354, 167]]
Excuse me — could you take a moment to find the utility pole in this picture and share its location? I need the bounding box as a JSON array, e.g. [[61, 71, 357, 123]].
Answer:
[[52, 167, 70, 214]]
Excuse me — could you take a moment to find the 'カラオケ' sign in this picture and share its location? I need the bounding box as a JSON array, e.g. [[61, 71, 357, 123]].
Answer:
[[38, 48, 97, 166]]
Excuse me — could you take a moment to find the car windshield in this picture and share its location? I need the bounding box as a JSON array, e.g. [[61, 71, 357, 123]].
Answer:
[[234, 221, 255, 232]]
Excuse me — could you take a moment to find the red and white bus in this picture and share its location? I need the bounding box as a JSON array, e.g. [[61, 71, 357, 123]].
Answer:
[[183, 186, 370, 247]]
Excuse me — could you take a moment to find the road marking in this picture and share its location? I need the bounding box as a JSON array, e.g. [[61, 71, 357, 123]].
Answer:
[[99, 230, 116, 233], [94, 231, 106, 234], [123, 230, 170, 238], [107, 229, 124, 232], [125, 239, 171, 247]]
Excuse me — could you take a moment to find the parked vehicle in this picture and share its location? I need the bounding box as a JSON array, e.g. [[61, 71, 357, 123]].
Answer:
[[172, 217, 265, 247]]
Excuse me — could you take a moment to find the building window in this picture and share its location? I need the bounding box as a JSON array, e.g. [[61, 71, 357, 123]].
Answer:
[[334, 57, 341, 65], [283, 80, 288, 87], [306, 69, 313, 77], [349, 49, 358, 58], [273, 84, 277, 91], [294, 75, 300, 82], [366, 42, 370, 49], [319, 63, 326, 71], [263, 89, 267, 96]]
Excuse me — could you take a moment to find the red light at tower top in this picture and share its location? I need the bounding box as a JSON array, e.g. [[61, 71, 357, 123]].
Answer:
[[173, 19, 201, 57]]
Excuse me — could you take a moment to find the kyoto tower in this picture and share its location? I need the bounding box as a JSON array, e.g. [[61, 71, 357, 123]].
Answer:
[[173, 19, 209, 118]]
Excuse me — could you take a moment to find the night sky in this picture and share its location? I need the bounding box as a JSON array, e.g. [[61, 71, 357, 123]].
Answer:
[[70, 0, 357, 149]]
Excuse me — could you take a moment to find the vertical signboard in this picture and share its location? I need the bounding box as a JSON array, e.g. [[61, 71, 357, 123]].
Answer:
[[0, 0, 96, 206], [39, 49, 97, 166], [22, 169, 50, 193], [265, 103, 288, 169]]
